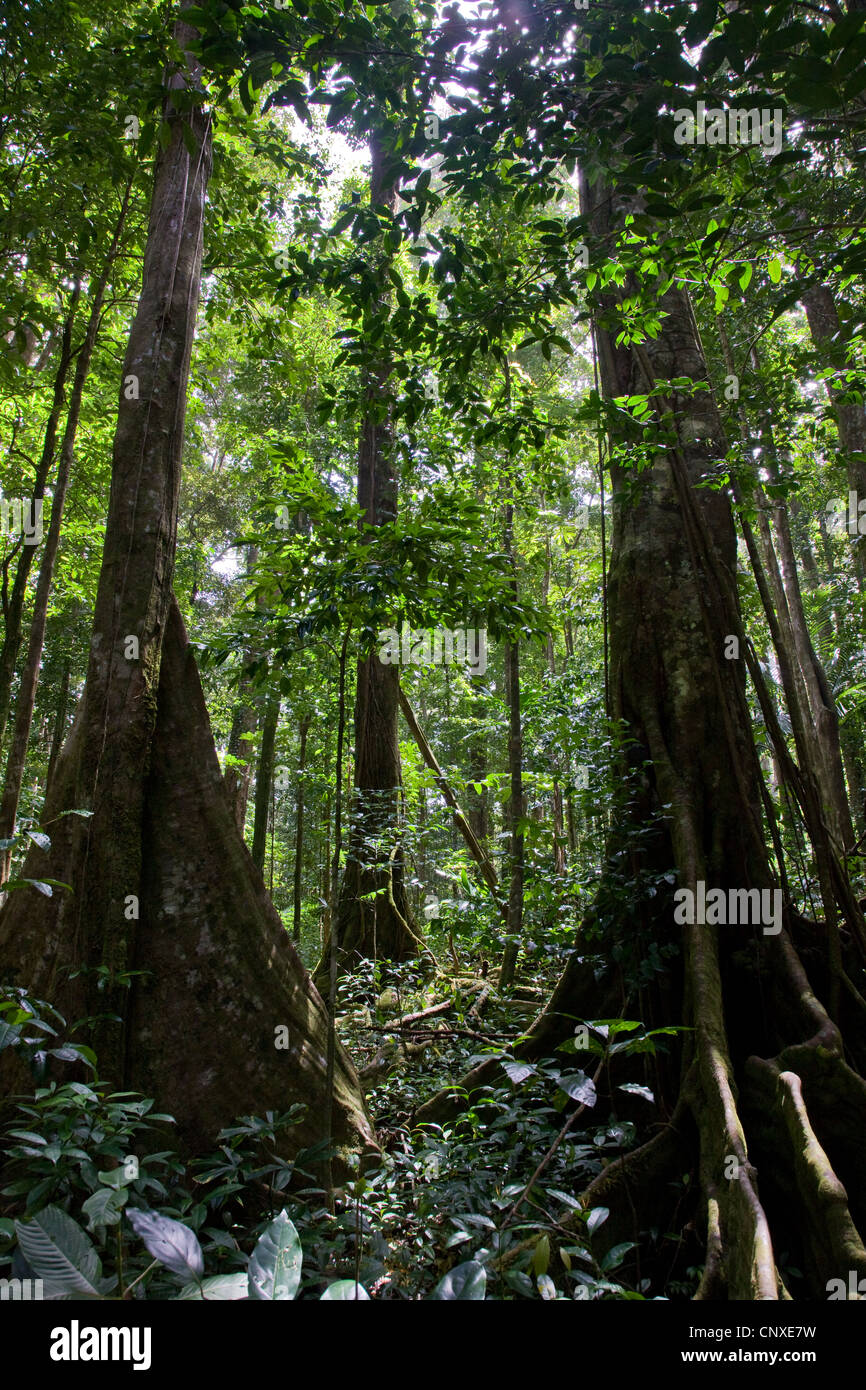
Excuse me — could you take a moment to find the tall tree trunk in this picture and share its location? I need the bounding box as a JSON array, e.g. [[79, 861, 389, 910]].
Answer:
[[718, 322, 855, 907], [292, 716, 310, 943], [223, 544, 259, 832], [224, 695, 257, 833], [542, 537, 566, 873], [318, 125, 420, 984], [745, 336, 855, 854], [802, 284, 866, 579], [500, 498, 524, 989], [46, 659, 70, 788], [0, 182, 133, 880], [790, 499, 866, 834], [320, 787, 331, 946], [0, 11, 373, 1163], [252, 682, 279, 875], [466, 692, 489, 848], [418, 174, 866, 1298], [0, 289, 79, 754]]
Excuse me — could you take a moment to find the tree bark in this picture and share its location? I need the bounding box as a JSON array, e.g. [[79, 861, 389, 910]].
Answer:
[[0, 182, 133, 880], [46, 659, 70, 788], [292, 715, 310, 943], [251, 681, 279, 876], [320, 124, 420, 981], [0, 11, 374, 1163], [224, 695, 257, 833], [417, 174, 866, 1298], [0, 290, 79, 755], [500, 499, 524, 990], [466, 691, 490, 848], [802, 284, 866, 579], [223, 544, 260, 832]]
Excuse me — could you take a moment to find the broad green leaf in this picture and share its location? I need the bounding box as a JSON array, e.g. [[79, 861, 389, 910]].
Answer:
[[430, 1260, 487, 1300], [177, 1273, 249, 1300], [532, 1234, 550, 1277], [126, 1208, 203, 1284], [0, 1020, 23, 1049], [556, 1072, 597, 1106], [320, 1279, 371, 1300], [15, 1205, 104, 1297], [618, 1083, 654, 1102], [247, 1209, 302, 1300], [586, 1206, 609, 1236], [502, 1058, 536, 1086], [82, 1186, 127, 1233], [600, 1241, 636, 1272], [96, 1167, 133, 1190]]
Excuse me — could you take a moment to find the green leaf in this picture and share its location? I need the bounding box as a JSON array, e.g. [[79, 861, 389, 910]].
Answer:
[[618, 1083, 654, 1102], [0, 1020, 23, 1049], [586, 1206, 609, 1236], [126, 1208, 203, 1284], [532, 1234, 550, 1277], [320, 1279, 371, 1300], [247, 1209, 302, 1300], [502, 1058, 536, 1086], [430, 1260, 487, 1300], [82, 1186, 127, 1233], [556, 1071, 597, 1106], [5, 878, 72, 896], [768, 257, 782, 284], [97, 1164, 135, 1189], [15, 1205, 105, 1297], [600, 1241, 636, 1272], [326, 94, 355, 129], [177, 1273, 249, 1300]]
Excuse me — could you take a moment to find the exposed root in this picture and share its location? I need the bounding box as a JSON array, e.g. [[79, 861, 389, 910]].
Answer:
[[745, 1056, 866, 1295], [685, 918, 778, 1299], [693, 1196, 724, 1300]]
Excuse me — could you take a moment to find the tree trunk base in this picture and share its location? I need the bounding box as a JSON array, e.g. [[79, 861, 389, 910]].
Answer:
[[0, 599, 376, 1168]]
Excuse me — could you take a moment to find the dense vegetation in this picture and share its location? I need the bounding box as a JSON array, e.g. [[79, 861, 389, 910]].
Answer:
[[1, 0, 865, 1313]]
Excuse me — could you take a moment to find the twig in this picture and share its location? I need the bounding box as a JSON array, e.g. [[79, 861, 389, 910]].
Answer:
[[502, 1057, 606, 1228]]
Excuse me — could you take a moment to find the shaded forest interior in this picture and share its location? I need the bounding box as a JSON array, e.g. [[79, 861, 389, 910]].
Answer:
[[1, 0, 866, 1306]]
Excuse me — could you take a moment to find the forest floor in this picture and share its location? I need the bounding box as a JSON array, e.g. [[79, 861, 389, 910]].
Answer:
[[319, 954, 697, 1300]]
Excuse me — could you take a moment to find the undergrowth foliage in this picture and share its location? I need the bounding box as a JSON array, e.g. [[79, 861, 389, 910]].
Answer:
[[1, 978, 685, 1300]]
